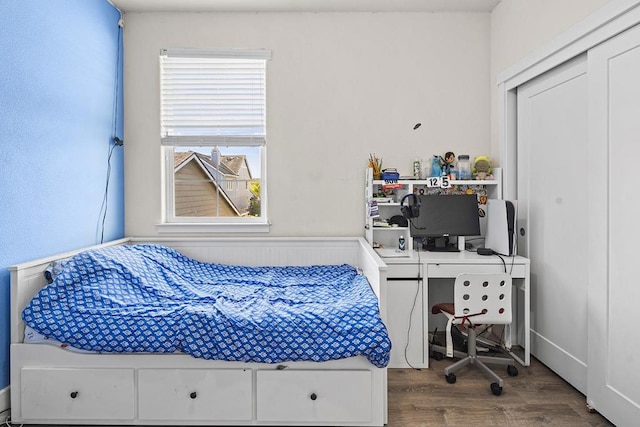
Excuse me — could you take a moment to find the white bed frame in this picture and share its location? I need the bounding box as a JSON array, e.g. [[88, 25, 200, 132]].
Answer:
[[10, 237, 389, 426]]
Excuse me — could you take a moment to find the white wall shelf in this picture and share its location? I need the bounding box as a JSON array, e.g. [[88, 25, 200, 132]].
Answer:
[[372, 179, 498, 187], [365, 167, 502, 256]]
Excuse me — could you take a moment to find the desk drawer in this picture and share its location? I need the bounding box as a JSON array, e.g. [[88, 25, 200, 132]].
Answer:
[[387, 263, 422, 279], [427, 263, 526, 278]]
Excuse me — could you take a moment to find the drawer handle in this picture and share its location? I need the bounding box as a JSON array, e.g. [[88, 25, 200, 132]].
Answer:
[[70, 391, 78, 399], [309, 393, 317, 401], [190, 391, 197, 399]]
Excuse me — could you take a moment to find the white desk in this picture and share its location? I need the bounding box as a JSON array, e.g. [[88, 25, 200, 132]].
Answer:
[[382, 250, 530, 368]]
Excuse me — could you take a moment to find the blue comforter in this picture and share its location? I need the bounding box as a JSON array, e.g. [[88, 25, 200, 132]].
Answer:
[[22, 244, 391, 367]]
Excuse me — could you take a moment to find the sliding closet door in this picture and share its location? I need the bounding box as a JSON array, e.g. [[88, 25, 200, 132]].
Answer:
[[587, 23, 640, 425], [516, 55, 589, 394]]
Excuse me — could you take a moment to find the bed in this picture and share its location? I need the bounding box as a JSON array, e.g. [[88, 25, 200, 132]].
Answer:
[[10, 237, 389, 426]]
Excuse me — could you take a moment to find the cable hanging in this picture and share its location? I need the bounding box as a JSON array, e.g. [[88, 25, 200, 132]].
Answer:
[[98, 17, 123, 244]]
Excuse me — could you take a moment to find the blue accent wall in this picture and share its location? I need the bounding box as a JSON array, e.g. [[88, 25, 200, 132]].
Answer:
[[0, 0, 124, 389]]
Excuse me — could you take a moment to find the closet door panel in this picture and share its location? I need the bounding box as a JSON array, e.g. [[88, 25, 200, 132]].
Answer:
[[517, 55, 588, 394], [588, 23, 640, 426]]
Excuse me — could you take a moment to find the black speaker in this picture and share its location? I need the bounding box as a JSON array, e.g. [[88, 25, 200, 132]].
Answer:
[[401, 193, 421, 219]]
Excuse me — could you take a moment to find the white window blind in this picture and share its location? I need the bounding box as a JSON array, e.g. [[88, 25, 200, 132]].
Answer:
[[160, 49, 271, 146]]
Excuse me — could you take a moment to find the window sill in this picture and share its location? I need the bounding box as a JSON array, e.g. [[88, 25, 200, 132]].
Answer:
[[155, 222, 270, 233]]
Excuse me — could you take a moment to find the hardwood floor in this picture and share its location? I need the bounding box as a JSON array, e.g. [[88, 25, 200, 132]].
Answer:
[[387, 356, 613, 426]]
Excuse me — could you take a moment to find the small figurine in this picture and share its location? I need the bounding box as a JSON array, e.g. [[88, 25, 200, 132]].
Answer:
[[430, 155, 442, 177], [473, 155, 493, 180], [442, 152, 456, 177]]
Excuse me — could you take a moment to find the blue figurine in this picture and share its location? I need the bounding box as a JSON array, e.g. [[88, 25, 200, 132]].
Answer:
[[431, 155, 442, 177]]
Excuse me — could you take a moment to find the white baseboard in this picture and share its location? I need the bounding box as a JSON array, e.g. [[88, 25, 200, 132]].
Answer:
[[0, 386, 10, 423]]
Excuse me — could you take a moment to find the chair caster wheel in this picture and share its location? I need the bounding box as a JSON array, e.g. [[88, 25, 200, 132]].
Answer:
[[507, 365, 519, 377], [445, 373, 456, 384], [433, 351, 444, 361], [490, 382, 502, 396]]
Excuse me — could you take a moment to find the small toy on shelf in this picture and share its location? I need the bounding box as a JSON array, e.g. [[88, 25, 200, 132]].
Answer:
[[430, 155, 442, 177], [457, 154, 472, 179], [442, 151, 455, 177], [473, 155, 493, 180], [381, 168, 400, 181]]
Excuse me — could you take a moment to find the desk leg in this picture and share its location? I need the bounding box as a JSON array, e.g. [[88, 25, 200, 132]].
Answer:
[[423, 277, 429, 369], [507, 271, 530, 367], [524, 265, 530, 366]]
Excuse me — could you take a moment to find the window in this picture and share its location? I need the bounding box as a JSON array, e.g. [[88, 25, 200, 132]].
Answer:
[[159, 48, 271, 232]]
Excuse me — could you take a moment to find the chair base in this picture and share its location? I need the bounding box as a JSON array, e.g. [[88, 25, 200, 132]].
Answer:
[[430, 342, 468, 360], [443, 353, 514, 387], [430, 326, 517, 392]]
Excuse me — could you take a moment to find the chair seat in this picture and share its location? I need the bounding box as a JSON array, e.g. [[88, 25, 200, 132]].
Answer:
[[432, 302, 488, 328], [432, 302, 455, 315]]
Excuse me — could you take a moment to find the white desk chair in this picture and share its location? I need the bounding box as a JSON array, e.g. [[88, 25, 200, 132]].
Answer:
[[430, 273, 518, 396]]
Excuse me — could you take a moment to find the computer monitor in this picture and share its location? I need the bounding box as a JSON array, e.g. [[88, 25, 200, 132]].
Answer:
[[409, 194, 481, 252]]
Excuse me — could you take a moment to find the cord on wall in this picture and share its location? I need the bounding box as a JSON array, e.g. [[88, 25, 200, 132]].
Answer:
[[403, 277, 422, 370], [97, 18, 123, 244], [98, 142, 118, 244], [403, 249, 423, 370]]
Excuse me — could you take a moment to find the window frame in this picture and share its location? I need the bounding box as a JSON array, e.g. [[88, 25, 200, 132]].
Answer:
[[157, 48, 271, 233]]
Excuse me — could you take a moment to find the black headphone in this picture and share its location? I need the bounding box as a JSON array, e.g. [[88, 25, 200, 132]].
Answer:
[[400, 193, 421, 219]]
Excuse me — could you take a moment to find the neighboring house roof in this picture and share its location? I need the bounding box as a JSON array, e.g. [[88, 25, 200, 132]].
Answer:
[[197, 153, 252, 179], [174, 151, 243, 216], [175, 150, 250, 177], [174, 151, 193, 168], [196, 153, 234, 176], [220, 155, 248, 176]]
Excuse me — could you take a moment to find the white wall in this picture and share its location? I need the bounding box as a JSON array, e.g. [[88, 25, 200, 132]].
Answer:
[[489, 0, 610, 161], [123, 12, 490, 237]]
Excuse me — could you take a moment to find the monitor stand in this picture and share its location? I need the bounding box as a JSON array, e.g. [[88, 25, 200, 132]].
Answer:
[[424, 244, 460, 252], [422, 236, 460, 252]]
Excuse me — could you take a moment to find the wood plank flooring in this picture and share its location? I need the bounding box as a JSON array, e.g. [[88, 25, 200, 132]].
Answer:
[[387, 356, 613, 426]]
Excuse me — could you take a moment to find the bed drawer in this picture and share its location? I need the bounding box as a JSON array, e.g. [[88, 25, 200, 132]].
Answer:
[[20, 368, 134, 420], [427, 263, 526, 278], [256, 370, 372, 423], [138, 368, 252, 421]]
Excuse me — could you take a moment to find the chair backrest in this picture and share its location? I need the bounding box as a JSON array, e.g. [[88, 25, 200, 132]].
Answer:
[[453, 273, 512, 325]]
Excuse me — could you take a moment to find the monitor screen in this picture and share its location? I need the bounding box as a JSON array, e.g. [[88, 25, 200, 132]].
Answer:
[[410, 194, 480, 239]]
